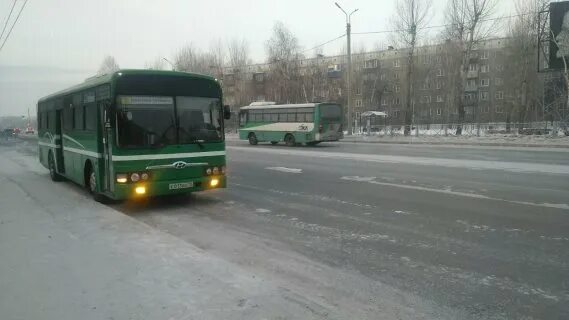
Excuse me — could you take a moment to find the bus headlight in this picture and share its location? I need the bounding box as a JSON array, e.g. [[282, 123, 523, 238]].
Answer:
[[141, 173, 149, 181], [131, 173, 140, 182], [210, 178, 219, 187], [213, 167, 220, 175], [206, 168, 212, 175], [116, 174, 128, 183]]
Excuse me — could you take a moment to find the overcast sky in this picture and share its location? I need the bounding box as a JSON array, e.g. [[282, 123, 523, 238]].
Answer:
[[0, 0, 515, 116]]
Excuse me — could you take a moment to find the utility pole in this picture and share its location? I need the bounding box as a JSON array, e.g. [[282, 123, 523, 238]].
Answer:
[[335, 2, 358, 135]]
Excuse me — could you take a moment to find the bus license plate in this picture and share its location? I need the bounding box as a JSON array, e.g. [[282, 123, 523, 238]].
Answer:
[[169, 182, 194, 190]]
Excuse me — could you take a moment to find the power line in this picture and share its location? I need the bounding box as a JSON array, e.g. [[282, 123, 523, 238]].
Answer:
[[301, 34, 346, 53], [0, 0, 28, 53], [0, 0, 17, 41]]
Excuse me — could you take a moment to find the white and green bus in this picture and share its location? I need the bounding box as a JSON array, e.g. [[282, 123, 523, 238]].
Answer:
[[238, 103, 343, 146]]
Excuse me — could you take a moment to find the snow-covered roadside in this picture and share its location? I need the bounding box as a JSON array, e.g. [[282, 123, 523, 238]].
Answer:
[[342, 134, 569, 148], [0, 149, 327, 320]]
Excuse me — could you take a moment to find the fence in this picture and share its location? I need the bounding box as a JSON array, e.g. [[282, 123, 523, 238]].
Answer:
[[355, 121, 569, 137]]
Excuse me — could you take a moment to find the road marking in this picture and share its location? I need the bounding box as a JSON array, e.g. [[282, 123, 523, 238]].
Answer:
[[228, 146, 569, 175], [255, 208, 271, 213], [340, 176, 569, 211], [265, 167, 302, 174]]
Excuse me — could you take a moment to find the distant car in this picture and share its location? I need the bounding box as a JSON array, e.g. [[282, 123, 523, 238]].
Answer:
[[25, 127, 35, 134], [2, 128, 15, 138]]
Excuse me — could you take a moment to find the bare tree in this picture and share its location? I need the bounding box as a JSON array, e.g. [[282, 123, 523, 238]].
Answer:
[[97, 55, 120, 75], [265, 21, 303, 103], [144, 57, 167, 70], [444, 0, 498, 135], [391, 0, 431, 135], [502, 0, 549, 128], [226, 38, 254, 107]]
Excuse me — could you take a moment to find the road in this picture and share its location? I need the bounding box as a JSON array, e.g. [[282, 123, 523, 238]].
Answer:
[[2, 138, 569, 319]]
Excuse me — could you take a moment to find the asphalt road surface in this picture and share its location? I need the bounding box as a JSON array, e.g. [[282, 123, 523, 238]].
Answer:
[[2, 138, 568, 319]]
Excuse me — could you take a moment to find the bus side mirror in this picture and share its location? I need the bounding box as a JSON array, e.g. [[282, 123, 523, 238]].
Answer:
[[223, 105, 231, 120]]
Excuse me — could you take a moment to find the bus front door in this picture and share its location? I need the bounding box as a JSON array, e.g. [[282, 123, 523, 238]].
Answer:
[[101, 102, 113, 193], [55, 110, 65, 173]]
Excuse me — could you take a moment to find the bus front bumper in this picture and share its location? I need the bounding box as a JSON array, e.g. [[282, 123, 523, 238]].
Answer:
[[112, 176, 226, 199]]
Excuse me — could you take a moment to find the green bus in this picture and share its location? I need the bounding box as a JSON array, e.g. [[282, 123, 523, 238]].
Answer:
[[37, 69, 230, 202], [238, 102, 343, 146]]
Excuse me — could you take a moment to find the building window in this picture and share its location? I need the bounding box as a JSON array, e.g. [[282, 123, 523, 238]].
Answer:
[[393, 110, 400, 118], [437, 69, 444, 77], [480, 78, 490, 86], [469, 64, 477, 72], [356, 87, 362, 95], [394, 72, 400, 79], [380, 74, 386, 80], [355, 99, 363, 108], [467, 79, 476, 88], [495, 91, 504, 100], [254, 73, 264, 82], [394, 59, 400, 68], [395, 85, 401, 93], [436, 108, 442, 115], [381, 99, 387, 106], [481, 65, 489, 73], [495, 78, 503, 85], [480, 91, 489, 100], [437, 95, 443, 102], [481, 51, 489, 59], [394, 97, 401, 105], [436, 81, 442, 89], [496, 105, 504, 113], [422, 95, 431, 103], [496, 64, 504, 71], [482, 106, 490, 113], [364, 59, 378, 68]]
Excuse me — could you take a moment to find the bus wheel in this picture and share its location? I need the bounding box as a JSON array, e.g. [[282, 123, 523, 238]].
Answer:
[[270, 141, 278, 145], [285, 134, 296, 147], [248, 133, 258, 145], [48, 152, 62, 181]]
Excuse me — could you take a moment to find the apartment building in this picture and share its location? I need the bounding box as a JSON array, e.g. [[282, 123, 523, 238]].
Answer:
[[221, 38, 530, 126]]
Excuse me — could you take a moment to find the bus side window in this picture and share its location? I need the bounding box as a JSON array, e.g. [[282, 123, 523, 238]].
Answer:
[[306, 113, 313, 122]]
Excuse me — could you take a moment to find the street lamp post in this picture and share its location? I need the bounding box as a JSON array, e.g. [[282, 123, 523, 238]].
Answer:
[[163, 58, 175, 71], [335, 2, 358, 135]]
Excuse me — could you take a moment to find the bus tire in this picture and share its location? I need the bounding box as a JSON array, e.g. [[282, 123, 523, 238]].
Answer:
[[270, 141, 278, 145], [248, 133, 258, 145], [285, 134, 296, 147], [48, 151, 62, 182]]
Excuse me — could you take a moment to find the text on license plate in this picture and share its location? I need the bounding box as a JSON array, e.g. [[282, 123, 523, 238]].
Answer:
[[169, 182, 194, 190]]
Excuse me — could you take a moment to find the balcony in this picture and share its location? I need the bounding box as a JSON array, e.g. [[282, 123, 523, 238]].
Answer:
[[467, 70, 479, 78]]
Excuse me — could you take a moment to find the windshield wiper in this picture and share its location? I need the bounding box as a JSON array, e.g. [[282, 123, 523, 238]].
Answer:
[[188, 138, 205, 149]]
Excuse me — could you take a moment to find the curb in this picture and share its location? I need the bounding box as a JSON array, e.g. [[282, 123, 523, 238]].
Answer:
[[340, 139, 569, 149]]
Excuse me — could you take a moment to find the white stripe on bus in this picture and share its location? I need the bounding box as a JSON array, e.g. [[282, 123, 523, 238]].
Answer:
[[112, 151, 226, 162], [63, 146, 102, 158], [63, 134, 86, 149], [38, 141, 60, 148]]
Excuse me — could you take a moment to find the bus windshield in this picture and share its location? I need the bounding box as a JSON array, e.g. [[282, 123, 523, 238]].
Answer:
[[320, 104, 342, 121], [116, 95, 222, 148]]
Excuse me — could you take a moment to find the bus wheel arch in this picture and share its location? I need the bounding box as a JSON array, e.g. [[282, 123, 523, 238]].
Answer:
[[284, 133, 296, 147], [84, 160, 96, 193], [248, 132, 258, 145], [48, 150, 62, 181]]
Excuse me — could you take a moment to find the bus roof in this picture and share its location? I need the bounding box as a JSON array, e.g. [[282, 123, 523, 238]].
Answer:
[[240, 103, 337, 111], [38, 69, 217, 103]]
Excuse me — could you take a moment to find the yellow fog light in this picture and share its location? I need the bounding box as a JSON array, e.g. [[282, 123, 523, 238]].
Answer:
[[210, 178, 219, 187], [135, 186, 146, 195]]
